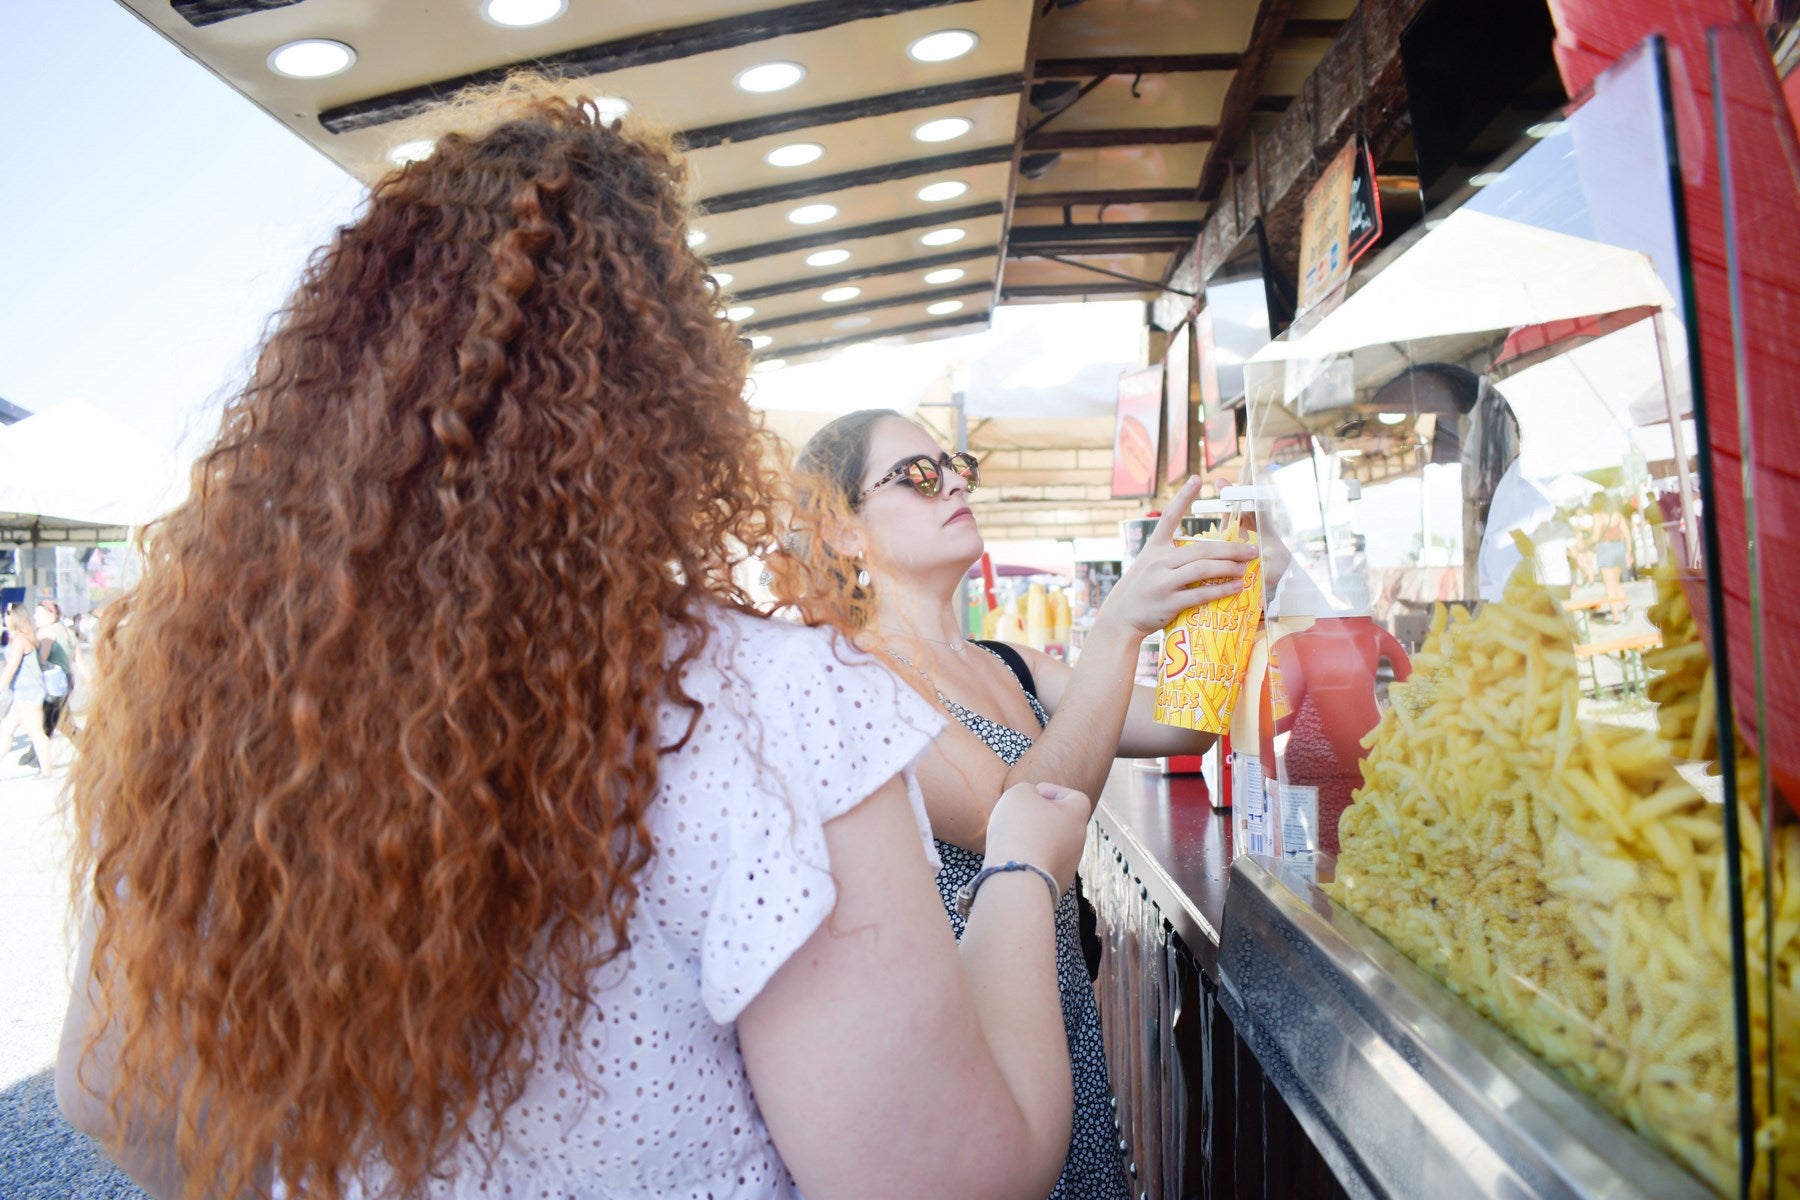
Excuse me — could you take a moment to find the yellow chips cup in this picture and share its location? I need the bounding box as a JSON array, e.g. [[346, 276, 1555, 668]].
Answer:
[[1154, 528, 1263, 733]]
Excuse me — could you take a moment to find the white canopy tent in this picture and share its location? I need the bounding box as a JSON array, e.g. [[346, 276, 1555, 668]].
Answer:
[[0, 400, 189, 601], [0, 399, 189, 529]]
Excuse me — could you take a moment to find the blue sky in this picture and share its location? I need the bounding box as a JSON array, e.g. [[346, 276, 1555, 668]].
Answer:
[[0, 0, 365, 459]]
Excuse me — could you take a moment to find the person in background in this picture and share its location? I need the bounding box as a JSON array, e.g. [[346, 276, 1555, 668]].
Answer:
[[23, 600, 78, 764], [1593, 494, 1632, 621], [1, 606, 55, 778], [777, 409, 1255, 1200], [57, 79, 1087, 1200]]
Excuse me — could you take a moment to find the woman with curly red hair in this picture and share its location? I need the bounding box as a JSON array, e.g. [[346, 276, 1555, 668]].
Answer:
[[56, 78, 1088, 1200]]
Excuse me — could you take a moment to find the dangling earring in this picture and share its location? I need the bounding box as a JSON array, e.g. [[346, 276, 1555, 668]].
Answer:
[[854, 556, 871, 589]]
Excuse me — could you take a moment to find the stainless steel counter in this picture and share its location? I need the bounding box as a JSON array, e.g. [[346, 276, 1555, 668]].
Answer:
[[1085, 760, 1717, 1200]]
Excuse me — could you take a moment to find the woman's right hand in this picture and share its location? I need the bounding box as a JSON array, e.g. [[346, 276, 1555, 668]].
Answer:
[[1099, 476, 1257, 638], [985, 780, 1091, 894]]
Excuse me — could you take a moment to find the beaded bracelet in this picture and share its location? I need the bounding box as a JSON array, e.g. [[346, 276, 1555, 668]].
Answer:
[[954, 860, 1060, 918]]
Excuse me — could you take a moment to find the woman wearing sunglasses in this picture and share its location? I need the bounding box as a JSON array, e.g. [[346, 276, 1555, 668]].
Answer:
[[56, 83, 1092, 1200], [781, 410, 1255, 1200]]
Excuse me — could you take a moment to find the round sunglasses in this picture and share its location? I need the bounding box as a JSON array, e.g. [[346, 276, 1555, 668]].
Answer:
[[859, 452, 981, 502]]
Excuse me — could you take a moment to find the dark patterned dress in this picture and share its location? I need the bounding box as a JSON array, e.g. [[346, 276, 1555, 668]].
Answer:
[[928, 647, 1131, 1200]]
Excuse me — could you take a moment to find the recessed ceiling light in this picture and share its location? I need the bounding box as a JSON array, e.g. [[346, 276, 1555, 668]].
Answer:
[[1469, 172, 1507, 188], [924, 268, 965, 285], [481, 0, 567, 28], [787, 203, 838, 225], [748, 335, 774, 349], [765, 142, 824, 168], [833, 315, 872, 330], [917, 180, 969, 203], [754, 358, 788, 373], [805, 248, 851, 267], [927, 300, 965, 316], [710, 272, 734, 289], [914, 117, 973, 143], [1525, 120, 1567, 139], [268, 39, 356, 79], [687, 229, 708, 247], [920, 227, 966, 246], [1377, 411, 1408, 425], [388, 140, 435, 165], [735, 62, 806, 94], [727, 305, 756, 321], [908, 30, 979, 63], [821, 286, 862, 302], [591, 96, 630, 124]]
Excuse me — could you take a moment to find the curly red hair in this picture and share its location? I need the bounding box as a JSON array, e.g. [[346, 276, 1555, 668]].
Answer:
[[70, 79, 785, 1198]]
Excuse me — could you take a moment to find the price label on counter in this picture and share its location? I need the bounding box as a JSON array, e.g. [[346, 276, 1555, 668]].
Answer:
[[1280, 783, 1319, 861], [1235, 754, 1274, 858]]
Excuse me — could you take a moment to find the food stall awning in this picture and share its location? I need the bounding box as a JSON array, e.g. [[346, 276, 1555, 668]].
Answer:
[[1246, 209, 1679, 365], [112, 0, 1354, 368]]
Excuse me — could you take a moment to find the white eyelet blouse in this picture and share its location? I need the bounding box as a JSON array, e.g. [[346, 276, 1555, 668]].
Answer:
[[326, 608, 944, 1199]]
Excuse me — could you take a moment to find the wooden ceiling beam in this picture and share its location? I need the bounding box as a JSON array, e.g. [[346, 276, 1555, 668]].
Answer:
[[172, 0, 300, 26], [1006, 240, 1183, 258], [708, 201, 1003, 265], [697, 146, 1012, 215], [316, 0, 977, 133], [680, 74, 1023, 150], [1195, 0, 1294, 202], [1032, 54, 1242, 78], [1009, 221, 1202, 246], [1282, 18, 1347, 39], [771, 314, 990, 361], [1024, 125, 1216, 151], [732, 245, 1001, 301], [1001, 282, 1153, 299], [742, 281, 992, 331], [1012, 188, 1197, 208]]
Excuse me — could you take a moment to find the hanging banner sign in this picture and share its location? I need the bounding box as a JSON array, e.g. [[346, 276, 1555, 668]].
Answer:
[[1110, 364, 1166, 499], [1297, 136, 1383, 313]]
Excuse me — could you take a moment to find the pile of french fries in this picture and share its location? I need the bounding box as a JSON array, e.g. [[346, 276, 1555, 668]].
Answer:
[[1327, 559, 1799, 1195]]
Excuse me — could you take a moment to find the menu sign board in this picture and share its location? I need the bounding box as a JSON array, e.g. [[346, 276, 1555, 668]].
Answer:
[[1110, 364, 1165, 499], [1297, 137, 1382, 313], [1164, 321, 1193, 484]]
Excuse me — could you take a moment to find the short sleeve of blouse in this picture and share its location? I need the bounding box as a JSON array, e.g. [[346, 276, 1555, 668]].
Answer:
[[699, 624, 943, 1024]]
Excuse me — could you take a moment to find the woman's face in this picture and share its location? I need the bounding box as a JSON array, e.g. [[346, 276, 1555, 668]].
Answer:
[[854, 418, 984, 578]]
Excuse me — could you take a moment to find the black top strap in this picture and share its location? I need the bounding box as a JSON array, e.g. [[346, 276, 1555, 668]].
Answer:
[[975, 638, 1037, 701]]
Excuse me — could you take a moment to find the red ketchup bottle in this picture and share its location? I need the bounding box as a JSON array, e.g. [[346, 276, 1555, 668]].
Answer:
[[1265, 585, 1410, 859]]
